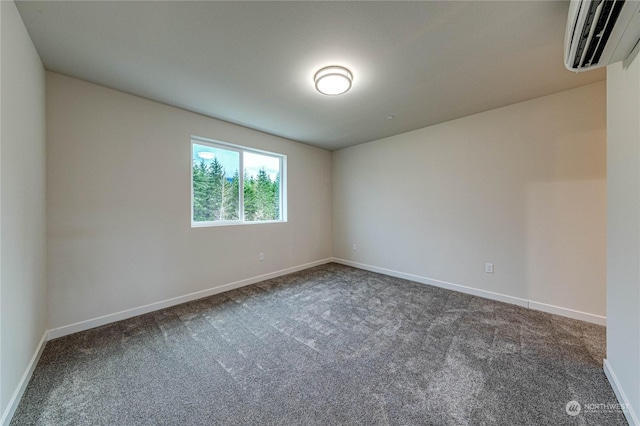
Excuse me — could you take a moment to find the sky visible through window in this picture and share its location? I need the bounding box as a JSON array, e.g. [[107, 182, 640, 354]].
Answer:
[[192, 143, 279, 179]]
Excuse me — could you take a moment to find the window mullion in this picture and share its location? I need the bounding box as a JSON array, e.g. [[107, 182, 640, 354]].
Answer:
[[239, 151, 244, 222]]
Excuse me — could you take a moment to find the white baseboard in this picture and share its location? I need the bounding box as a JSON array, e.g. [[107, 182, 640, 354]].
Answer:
[[604, 359, 639, 426], [46, 257, 606, 338], [529, 301, 606, 326], [1, 332, 47, 426], [47, 258, 332, 340], [332, 258, 606, 325], [332, 258, 529, 307]]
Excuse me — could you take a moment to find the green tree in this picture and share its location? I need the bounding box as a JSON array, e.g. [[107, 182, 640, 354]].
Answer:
[[254, 168, 277, 220], [192, 158, 238, 222], [243, 172, 257, 221], [193, 160, 210, 221], [205, 158, 225, 220], [194, 160, 279, 222], [274, 172, 280, 219], [224, 169, 240, 220]]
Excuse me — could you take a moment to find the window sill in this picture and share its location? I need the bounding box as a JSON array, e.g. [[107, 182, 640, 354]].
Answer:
[[191, 219, 287, 228]]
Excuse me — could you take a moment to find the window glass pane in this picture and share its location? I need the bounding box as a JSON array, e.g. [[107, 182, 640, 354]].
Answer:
[[243, 151, 281, 222], [192, 143, 240, 222]]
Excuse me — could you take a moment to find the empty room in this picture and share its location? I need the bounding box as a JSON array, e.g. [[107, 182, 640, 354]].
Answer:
[[1, 1, 639, 425]]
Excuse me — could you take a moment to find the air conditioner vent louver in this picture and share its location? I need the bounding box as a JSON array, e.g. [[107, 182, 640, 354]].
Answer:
[[565, 0, 640, 72], [575, 0, 625, 68]]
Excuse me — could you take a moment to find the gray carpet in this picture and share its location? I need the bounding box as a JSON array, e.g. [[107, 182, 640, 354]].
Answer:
[[11, 263, 627, 425]]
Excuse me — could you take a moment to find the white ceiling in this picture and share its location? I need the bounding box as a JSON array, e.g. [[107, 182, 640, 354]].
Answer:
[[16, 1, 604, 151]]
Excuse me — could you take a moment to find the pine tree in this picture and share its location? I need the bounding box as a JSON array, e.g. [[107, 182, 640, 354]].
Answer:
[[224, 169, 240, 220], [274, 172, 280, 220], [193, 160, 210, 221], [192, 158, 237, 222], [254, 168, 276, 220], [244, 172, 257, 221], [205, 158, 224, 220], [194, 158, 280, 223]]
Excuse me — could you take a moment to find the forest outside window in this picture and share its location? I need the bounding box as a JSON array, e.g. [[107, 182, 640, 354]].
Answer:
[[191, 137, 286, 226]]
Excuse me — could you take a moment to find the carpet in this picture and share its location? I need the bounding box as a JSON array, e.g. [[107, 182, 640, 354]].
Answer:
[[10, 263, 627, 425]]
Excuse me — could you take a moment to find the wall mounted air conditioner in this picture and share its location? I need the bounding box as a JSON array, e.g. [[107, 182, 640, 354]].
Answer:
[[565, 0, 640, 72]]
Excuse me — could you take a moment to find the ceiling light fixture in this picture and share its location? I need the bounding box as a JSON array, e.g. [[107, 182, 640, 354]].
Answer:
[[314, 66, 353, 96], [197, 151, 215, 160]]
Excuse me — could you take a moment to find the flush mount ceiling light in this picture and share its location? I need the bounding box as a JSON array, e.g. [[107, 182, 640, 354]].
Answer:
[[197, 151, 215, 160], [314, 66, 353, 96]]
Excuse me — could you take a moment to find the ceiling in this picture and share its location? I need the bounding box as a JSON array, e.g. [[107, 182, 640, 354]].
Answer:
[[16, 1, 605, 151]]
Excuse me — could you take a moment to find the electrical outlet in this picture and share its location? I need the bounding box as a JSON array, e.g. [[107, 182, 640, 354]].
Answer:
[[485, 263, 494, 274], [352, 243, 357, 251], [259, 252, 264, 261]]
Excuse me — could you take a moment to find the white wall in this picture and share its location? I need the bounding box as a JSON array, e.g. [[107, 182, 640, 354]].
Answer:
[[333, 82, 606, 323], [606, 53, 640, 425], [46, 72, 332, 331], [0, 0, 47, 422]]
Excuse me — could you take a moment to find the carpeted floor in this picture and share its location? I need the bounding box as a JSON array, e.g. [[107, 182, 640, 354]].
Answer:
[[11, 263, 627, 425]]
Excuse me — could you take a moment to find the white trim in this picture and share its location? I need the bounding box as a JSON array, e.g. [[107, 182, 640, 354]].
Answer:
[[191, 219, 287, 228], [1, 332, 47, 426], [332, 258, 606, 325], [528, 301, 606, 326], [604, 359, 639, 426], [45, 257, 607, 338], [47, 258, 332, 340], [332, 258, 529, 307]]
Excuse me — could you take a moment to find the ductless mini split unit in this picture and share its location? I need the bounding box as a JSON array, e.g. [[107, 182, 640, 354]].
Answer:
[[565, 0, 640, 71]]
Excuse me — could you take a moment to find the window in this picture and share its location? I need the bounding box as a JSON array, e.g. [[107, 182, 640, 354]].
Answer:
[[191, 137, 286, 226]]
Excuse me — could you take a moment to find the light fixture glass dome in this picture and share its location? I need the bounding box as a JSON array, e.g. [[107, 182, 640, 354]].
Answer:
[[197, 151, 215, 160], [314, 66, 353, 96]]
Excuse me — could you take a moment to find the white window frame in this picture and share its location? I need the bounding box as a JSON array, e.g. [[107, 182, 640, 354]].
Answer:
[[191, 136, 287, 227]]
